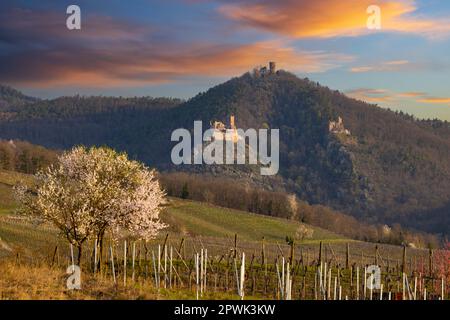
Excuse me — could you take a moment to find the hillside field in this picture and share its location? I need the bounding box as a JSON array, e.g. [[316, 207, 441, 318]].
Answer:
[[0, 169, 446, 300], [0, 169, 432, 267]]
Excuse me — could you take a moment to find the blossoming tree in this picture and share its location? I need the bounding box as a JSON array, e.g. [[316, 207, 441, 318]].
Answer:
[[15, 146, 166, 264]]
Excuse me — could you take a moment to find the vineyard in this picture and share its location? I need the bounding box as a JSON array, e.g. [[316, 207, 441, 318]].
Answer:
[[0, 209, 448, 300]]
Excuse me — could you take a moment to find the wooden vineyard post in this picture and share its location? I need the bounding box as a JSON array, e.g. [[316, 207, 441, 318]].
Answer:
[[313, 268, 317, 300], [318, 242, 323, 266], [110, 245, 116, 284], [414, 276, 418, 300], [402, 246, 407, 274], [93, 238, 97, 273], [428, 248, 433, 277], [380, 283, 383, 300], [323, 262, 327, 299], [327, 268, 332, 300], [164, 244, 167, 288], [261, 237, 266, 267], [285, 262, 292, 300], [333, 276, 337, 300], [375, 245, 379, 266], [346, 243, 350, 269], [282, 258, 285, 299], [195, 253, 199, 300], [289, 240, 295, 266], [200, 249, 204, 296], [234, 234, 238, 260], [51, 245, 58, 268], [363, 266, 367, 300], [204, 249, 208, 293], [356, 266, 360, 300], [132, 241, 136, 282], [160, 233, 169, 260], [152, 250, 157, 287], [402, 273, 406, 300], [350, 265, 353, 288], [123, 240, 127, 286], [239, 252, 245, 300], [139, 240, 142, 268], [158, 245, 161, 288], [169, 246, 173, 288]]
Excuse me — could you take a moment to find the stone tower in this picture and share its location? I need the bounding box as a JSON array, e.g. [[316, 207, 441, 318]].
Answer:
[[230, 115, 236, 129], [269, 61, 276, 74]]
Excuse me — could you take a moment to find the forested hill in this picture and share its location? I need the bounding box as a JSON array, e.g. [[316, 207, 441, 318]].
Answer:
[[0, 85, 39, 110], [0, 72, 449, 236]]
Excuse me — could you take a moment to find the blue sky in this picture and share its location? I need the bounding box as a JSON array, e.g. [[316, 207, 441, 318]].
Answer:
[[0, 0, 449, 120]]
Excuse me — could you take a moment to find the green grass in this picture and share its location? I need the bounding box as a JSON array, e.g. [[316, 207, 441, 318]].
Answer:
[[0, 169, 34, 186], [0, 170, 346, 259], [0, 170, 34, 210], [163, 198, 343, 243], [0, 169, 344, 244]]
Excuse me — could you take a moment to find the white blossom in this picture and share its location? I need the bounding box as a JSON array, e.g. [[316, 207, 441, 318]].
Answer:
[[16, 146, 167, 256]]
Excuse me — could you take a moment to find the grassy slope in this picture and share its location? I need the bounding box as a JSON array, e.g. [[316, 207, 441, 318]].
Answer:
[[0, 170, 344, 259], [163, 198, 341, 243], [0, 170, 430, 277], [0, 170, 33, 211]]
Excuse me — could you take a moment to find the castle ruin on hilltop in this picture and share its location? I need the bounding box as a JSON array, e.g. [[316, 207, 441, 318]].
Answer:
[[253, 61, 277, 77], [329, 116, 351, 136]]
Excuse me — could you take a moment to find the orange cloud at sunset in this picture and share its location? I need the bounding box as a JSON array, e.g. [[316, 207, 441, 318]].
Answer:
[[350, 60, 411, 73], [219, 0, 450, 38], [418, 97, 450, 104], [345, 88, 450, 109], [0, 6, 356, 88], [345, 88, 394, 103], [398, 91, 427, 98], [1, 40, 352, 88]]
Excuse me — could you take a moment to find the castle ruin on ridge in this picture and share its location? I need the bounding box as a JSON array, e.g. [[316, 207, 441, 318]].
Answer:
[[329, 116, 351, 136]]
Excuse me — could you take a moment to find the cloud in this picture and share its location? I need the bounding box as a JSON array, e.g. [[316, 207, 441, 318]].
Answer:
[[0, 8, 353, 88], [417, 97, 450, 104], [345, 88, 393, 103], [350, 60, 412, 73], [398, 91, 426, 98], [218, 0, 450, 39], [346, 88, 450, 107]]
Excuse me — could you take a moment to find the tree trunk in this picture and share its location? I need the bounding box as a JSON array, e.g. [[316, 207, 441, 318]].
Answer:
[[77, 245, 82, 265], [97, 231, 105, 271]]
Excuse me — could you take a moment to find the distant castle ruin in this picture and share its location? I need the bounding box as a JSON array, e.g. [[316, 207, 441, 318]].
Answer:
[[329, 116, 351, 136], [211, 115, 240, 143], [253, 61, 277, 77]]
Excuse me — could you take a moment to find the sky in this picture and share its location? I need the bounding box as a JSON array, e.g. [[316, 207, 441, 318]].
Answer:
[[0, 0, 449, 120]]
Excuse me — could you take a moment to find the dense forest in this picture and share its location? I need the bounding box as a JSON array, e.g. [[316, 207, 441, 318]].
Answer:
[[0, 72, 449, 237]]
